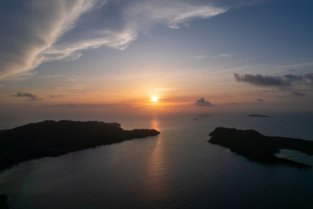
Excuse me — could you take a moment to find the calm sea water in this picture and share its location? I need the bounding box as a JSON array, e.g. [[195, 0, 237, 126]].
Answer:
[[1, 113, 313, 209]]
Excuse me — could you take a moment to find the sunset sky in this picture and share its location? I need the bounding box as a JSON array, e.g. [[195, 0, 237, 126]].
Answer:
[[0, 0, 313, 123]]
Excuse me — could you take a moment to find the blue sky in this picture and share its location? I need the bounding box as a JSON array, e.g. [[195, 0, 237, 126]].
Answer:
[[0, 0, 312, 119]]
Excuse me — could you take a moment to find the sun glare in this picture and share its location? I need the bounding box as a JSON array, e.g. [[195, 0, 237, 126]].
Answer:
[[150, 95, 159, 103]]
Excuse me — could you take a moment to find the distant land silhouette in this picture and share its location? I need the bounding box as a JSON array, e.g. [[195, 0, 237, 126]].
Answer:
[[0, 194, 9, 209], [209, 127, 313, 168], [248, 114, 270, 118], [0, 120, 160, 172]]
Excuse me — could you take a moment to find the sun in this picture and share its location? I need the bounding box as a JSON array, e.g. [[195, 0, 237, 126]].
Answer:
[[150, 95, 159, 103]]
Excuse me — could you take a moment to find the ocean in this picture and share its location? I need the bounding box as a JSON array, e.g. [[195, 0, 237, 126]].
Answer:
[[0, 112, 313, 209]]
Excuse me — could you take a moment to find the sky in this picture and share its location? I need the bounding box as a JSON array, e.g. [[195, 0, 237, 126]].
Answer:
[[0, 0, 313, 126]]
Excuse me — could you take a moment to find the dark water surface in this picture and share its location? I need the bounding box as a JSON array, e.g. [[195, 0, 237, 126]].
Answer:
[[1, 113, 313, 209]]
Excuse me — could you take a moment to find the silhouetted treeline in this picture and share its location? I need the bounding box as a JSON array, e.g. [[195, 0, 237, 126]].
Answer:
[[0, 120, 159, 171], [0, 194, 9, 209], [209, 127, 313, 168]]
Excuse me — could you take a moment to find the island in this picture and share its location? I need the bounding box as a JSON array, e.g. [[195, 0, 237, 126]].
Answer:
[[0, 194, 9, 209], [0, 120, 160, 172], [209, 127, 313, 168], [248, 114, 270, 118]]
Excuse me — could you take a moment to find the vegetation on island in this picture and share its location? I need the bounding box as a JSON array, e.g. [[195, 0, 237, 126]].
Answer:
[[0, 120, 160, 172], [209, 127, 313, 168]]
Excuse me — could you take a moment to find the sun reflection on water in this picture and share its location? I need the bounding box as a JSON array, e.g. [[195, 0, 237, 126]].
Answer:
[[143, 117, 168, 201]]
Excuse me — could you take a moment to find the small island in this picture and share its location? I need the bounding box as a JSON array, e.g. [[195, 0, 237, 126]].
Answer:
[[0, 194, 9, 209], [0, 120, 160, 172], [248, 114, 270, 118], [209, 127, 313, 168]]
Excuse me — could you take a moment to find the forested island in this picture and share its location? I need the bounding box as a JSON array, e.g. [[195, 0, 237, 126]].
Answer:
[[0, 120, 160, 172], [209, 127, 313, 168], [0, 194, 9, 209], [248, 114, 270, 118]]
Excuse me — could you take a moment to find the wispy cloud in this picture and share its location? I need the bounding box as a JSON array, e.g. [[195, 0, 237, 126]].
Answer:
[[50, 94, 64, 98], [42, 74, 80, 82], [211, 53, 233, 59], [125, 1, 227, 29], [42, 30, 137, 62], [195, 53, 232, 60], [2, 71, 38, 81], [13, 92, 40, 101], [195, 97, 213, 107], [290, 91, 306, 97], [0, 0, 100, 79], [195, 55, 208, 60], [0, 0, 228, 79]]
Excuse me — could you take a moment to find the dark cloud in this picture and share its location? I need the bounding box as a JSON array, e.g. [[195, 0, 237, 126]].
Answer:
[[13, 92, 40, 101], [290, 91, 306, 97], [234, 73, 287, 87], [257, 98, 264, 102], [50, 94, 64, 98], [234, 73, 313, 88], [195, 97, 213, 107]]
